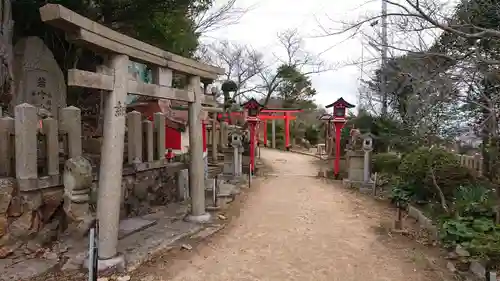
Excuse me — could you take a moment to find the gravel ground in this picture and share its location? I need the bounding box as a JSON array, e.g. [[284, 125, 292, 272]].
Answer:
[[138, 148, 454, 281]]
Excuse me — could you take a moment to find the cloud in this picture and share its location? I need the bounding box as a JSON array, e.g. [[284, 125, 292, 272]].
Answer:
[[203, 0, 380, 109]]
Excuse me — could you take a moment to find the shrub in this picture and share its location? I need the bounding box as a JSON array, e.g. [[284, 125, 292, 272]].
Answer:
[[440, 215, 500, 261], [304, 126, 320, 145], [398, 147, 478, 202], [372, 152, 400, 174], [452, 185, 496, 217]]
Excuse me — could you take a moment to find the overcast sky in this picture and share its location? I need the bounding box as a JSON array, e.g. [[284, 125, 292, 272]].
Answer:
[[203, 0, 381, 108]]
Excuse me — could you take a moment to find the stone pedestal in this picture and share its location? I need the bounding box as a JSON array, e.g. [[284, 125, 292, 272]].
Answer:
[[364, 150, 371, 183], [343, 150, 374, 193], [237, 147, 243, 176], [233, 146, 239, 176], [222, 148, 234, 175], [347, 151, 364, 182]]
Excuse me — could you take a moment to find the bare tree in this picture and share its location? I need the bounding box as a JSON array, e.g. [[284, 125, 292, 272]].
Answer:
[[318, 0, 499, 118], [192, 0, 250, 34], [318, 0, 500, 179], [256, 29, 334, 106], [199, 40, 266, 102]]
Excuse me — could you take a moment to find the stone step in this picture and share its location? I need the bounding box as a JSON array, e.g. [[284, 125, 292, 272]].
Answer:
[[118, 217, 157, 240], [204, 179, 240, 197]]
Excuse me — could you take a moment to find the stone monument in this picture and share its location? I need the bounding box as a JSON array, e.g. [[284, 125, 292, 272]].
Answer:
[[343, 132, 376, 193], [12, 37, 66, 120]]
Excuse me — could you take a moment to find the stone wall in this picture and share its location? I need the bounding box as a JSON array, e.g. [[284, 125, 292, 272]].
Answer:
[[121, 167, 180, 217], [0, 179, 65, 258], [0, 164, 182, 258]]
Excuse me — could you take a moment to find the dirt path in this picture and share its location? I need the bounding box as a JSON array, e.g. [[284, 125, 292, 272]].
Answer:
[[141, 149, 453, 281]]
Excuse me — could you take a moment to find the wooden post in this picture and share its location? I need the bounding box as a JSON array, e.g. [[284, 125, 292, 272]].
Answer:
[[96, 54, 129, 260]]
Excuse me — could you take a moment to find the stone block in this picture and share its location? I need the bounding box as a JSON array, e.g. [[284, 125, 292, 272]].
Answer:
[[0, 215, 7, 237], [0, 240, 21, 258], [9, 210, 34, 238], [21, 190, 43, 211], [118, 217, 156, 239], [7, 196, 22, 217], [0, 178, 14, 214], [470, 260, 486, 279], [177, 169, 189, 201], [407, 205, 420, 220], [31, 210, 43, 232], [121, 176, 134, 201], [133, 181, 149, 200], [0, 233, 11, 247], [41, 188, 64, 221], [63, 199, 90, 221], [134, 172, 155, 199]]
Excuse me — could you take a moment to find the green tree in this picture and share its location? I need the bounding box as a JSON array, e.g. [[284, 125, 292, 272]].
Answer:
[[276, 64, 317, 108], [13, 0, 212, 58]]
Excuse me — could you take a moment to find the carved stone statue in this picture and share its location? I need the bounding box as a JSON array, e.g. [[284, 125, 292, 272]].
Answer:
[[349, 126, 362, 150], [63, 156, 95, 237]]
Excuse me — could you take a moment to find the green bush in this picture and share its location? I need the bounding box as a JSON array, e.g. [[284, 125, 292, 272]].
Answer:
[[372, 153, 400, 174], [398, 147, 478, 202], [453, 185, 496, 217], [440, 215, 500, 261], [304, 126, 320, 145]]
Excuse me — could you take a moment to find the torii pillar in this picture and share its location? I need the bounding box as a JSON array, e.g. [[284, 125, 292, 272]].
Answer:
[[263, 121, 268, 146], [285, 112, 290, 150], [271, 120, 276, 148]]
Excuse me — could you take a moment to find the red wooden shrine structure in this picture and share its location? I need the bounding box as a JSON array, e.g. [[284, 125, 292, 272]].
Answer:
[[128, 99, 208, 159], [324, 97, 355, 176]]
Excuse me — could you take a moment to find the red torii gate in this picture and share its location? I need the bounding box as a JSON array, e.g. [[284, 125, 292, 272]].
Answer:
[[259, 108, 301, 150], [217, 108, 301, 150]]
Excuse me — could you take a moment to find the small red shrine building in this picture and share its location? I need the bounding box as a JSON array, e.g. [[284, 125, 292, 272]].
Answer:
[[128, 97, 208, 157]]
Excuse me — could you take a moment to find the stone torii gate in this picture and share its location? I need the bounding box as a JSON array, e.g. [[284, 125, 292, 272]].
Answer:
[[39, 4, 224, 269]]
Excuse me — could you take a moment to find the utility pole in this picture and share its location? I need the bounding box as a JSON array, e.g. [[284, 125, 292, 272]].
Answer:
[[357, 39, 364, 108], [380, 0, 389, 116]]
